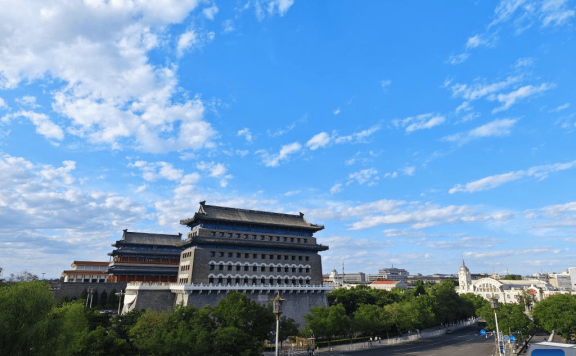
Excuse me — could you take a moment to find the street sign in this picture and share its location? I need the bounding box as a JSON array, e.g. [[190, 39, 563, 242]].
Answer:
[[510, 335, 517, 342], [504, 335, 510, 341], [480, 329, 486, 336]]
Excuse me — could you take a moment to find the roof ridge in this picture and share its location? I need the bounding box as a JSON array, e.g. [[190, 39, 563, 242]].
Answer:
[[203, 204, 308, 219]]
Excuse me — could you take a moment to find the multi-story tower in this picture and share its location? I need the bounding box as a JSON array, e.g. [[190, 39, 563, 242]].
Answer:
[[458, 259, 472, 293], [122, 203, 332, 326], [108, 230, 183, 283], [176, 201, 327, 286]]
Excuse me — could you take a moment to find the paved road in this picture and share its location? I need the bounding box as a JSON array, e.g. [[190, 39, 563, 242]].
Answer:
[[328, 326, 496, 356]]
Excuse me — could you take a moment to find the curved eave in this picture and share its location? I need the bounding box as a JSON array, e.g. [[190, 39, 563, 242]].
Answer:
[[179, 236, 329, 252], [108, 250, 182, 257], [179, 215, 324, 232]]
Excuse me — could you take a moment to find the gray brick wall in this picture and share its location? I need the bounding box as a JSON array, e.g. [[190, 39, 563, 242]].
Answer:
[[53, 282, 127, 302]]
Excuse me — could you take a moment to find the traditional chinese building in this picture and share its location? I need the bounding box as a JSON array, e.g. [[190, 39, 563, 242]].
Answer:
[[107, 230, 183, 283], [61, 261, 109, 283], [123, 202, 332, 327]]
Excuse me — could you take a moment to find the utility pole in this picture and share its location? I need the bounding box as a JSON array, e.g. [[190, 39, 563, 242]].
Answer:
[[116, 289, 126, 315]]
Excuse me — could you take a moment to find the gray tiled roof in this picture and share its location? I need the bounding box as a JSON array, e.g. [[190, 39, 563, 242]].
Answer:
[[180, 202, 324, 231], [121, 230, 183, 246]]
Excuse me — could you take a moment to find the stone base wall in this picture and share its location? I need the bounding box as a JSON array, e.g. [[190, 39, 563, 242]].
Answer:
[[184, 290, 328, 328], [131, 289, 176, 312], [53, 282, 127, 302]]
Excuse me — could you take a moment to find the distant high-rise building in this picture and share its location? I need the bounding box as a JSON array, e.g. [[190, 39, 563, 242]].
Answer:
[[368, 267, 409, 282]]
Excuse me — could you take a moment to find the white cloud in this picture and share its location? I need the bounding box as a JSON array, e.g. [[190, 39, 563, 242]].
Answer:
[[492, 83, 554, 113], [15, 96, 40, 108], [349, 203, 513, 230], [222, 19, 235, 33], [348, 168, 379, 186], [330, 183, 343, 194], [11, 111, 64, 141], [447, 53, 469, 65], [552, 103, 570, 112], [450, 159, 576, 193], [258, 142, 302, 167], [284, 190, 300, 196], [334, 125, 381, 143], [541, 0, 575, 26], [443, 118, 518, 144], [0, 153, 151, 276], [306, 132, 331, 150], [129, 161, 184, 182], [177, 30, 198, 56], [449, 76, 521, 101], [402, 166, 416, 176], [203, 4, 219, 20], [196, 161, 227, 178], [333, 107, 341, 115], [393, 113, 445, 133], [237, 128, 253, 143], [380, 79, 392, 90], [466, 34, 488, 49], [0, 1, 217, 153], [515, 57, 536, 68], [253, 0, 295, 21]]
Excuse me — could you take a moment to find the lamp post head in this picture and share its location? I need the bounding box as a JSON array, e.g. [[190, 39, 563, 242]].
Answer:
[[490, 298, 499, 310], [272, 291, 285, 316]]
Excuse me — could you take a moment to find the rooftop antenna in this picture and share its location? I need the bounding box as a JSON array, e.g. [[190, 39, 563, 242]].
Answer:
[[342, 261, 345, 283]]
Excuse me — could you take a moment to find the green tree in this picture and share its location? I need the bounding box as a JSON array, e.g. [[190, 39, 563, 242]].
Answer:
[[91, 288, 99, 307], [100, 290, 108, 308], [532, 294, 576, 340], [460, 293, 490, 316], [8, 270, 39, 282], [0, 281, 61, 355], [352, 304, 390, 337], [107, 288, 118, 309], [478, 302, 534, 342], [502, 275, 522, 280], [303, 304, 350, 343], [128, 309, 170, 355]]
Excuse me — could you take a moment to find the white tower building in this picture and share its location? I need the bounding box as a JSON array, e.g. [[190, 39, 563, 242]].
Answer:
[[458, 259, 472, 293]]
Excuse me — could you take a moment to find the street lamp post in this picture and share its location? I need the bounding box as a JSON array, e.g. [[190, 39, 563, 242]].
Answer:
[[272, 291, 285, 356], [115, 289, 126, 315], [491, 298, 502, 356]]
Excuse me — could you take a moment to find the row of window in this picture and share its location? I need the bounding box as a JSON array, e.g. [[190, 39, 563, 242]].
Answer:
[[209, 251, 310, 261], [180, 265, 191, 271], [210, 265, 310, 273], [182, 251, 192, 258], [208, 277, 311, 285], [209, 231, 309, 244]]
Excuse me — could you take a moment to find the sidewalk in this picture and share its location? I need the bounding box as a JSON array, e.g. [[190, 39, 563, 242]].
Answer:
[[265, 318, 478, 355]]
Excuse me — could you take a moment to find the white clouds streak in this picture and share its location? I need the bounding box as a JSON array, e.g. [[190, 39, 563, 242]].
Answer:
[[393, 113, 445, 133], [237, 128, 253, 142], [450, 159, 576, 193], [443, 118, 518, 144], [492, 83, 555, 113], [12, 111, 65, 141], [306, 132, 331, 150], [258, 142, 302, 167]]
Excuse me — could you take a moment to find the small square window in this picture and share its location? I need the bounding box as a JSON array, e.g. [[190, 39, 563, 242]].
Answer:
[[291, 256, 295, 260], [299, 256, 302, 261], [292, 268, 296, 272], [227, 265, 232, 271], [219, 252, 224, 257], [244, 266, 249, 271], [276, 237, 280, 241], [306, 268, 310, 273], [284, 267, 289, 272], [253, 266, 258, 271], [277, 255, 281, 260], [219, 265, 223, 270], [236, 253, 241, 258], [228, 252, 233, 257], [305, 256, 309, 261], [219, 232, 224, 237], [290, 238, 294, 242], [244, 253, 249, 258], [299, 268, 303, 272], [261, 254, 266, 259], [210, 265, 215, 270], [270, 254, 274, 259], [210, 251, 215, 257], [210, 231, 216, 236], [284, 256, 288, 260], [269, 267, 274, 272], [261, 267, 266, 272], [236, 266, 241, 271], [253, 254, 257, 258]]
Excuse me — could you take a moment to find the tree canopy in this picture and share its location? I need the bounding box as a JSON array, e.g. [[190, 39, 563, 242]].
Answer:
[[532, 294, 576, 340]]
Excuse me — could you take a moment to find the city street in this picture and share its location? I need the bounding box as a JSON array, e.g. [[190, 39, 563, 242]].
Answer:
[[328, 326, 496, 356]]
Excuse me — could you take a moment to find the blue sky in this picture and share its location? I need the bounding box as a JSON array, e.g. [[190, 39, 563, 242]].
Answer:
[[1, 0, 576, 279]]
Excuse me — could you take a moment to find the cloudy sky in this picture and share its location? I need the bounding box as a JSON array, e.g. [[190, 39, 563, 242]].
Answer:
[[1, 0, 575, 279]]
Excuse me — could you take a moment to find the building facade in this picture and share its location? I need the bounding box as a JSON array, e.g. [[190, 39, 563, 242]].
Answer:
[[457, 260, 557, 304], [61, 261, 109, 283], [107, 230, 183, 283], [122, 202, 332, 327], [368, 267, 409, 282]]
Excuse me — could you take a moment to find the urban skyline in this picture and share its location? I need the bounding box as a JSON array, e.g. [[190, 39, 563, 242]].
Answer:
[[1, 0, 576, 278]]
